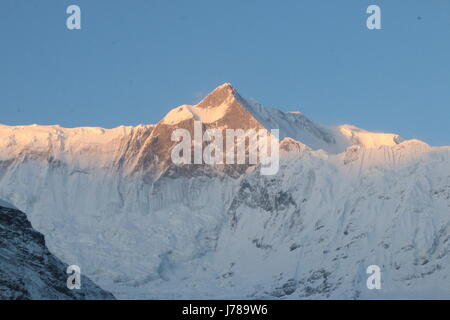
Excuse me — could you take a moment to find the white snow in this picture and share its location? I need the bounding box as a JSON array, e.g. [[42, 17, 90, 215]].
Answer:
[[338, 124, 404, 148]]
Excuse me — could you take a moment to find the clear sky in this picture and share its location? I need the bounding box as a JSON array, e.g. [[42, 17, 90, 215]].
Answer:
[[1, 0, 449, 145]]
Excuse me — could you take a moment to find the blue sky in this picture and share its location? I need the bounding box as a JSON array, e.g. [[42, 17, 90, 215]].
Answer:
[[1, 0, 449, 145]]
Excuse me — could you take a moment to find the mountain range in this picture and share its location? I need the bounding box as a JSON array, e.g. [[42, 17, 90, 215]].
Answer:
[[0, 83, 449, 299]]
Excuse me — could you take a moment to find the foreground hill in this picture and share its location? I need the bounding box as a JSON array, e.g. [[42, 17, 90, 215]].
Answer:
[[0, 202, 114, 299]]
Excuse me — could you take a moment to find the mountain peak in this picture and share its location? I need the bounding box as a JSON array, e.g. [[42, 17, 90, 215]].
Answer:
[[159, 82, 254, 126], [217, 82, 234, 90], [197, 83, 242, 109]]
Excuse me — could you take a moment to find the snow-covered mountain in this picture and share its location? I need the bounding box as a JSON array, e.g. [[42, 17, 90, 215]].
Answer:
[[0, 83, 449, 299], [0, 202, 115, 299]]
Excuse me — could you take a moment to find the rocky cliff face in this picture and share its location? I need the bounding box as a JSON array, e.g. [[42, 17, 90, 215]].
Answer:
[[0, 203, 114, 300]]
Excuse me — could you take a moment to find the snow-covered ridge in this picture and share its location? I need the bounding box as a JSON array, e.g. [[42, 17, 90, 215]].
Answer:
[[0, 83, 428, 166], [0, 124, 153, 157], [0, 83, 436, 182], [0, 123, 155, 172], [338, 124, 404, 148], [160, 83, 414, 154]]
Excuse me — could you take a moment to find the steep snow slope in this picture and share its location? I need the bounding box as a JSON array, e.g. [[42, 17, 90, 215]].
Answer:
[[102, 141, 450, 299], [0, 202, 115, 299], [207, 142, 450, 299], [0, 83, 448, 299]]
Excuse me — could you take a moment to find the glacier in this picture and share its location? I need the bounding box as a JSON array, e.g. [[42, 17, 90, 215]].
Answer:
[[0, 83, 450, 299]]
